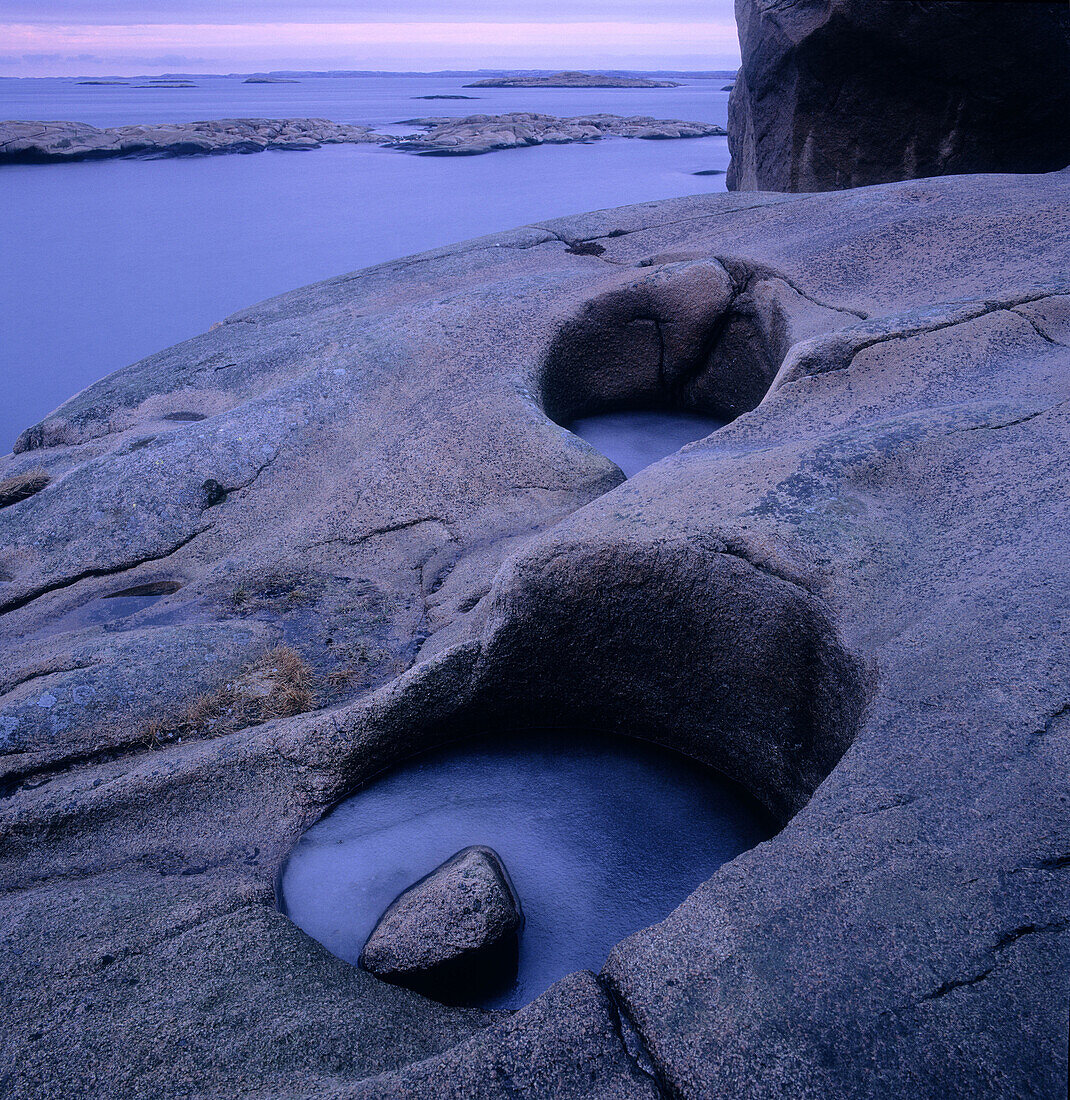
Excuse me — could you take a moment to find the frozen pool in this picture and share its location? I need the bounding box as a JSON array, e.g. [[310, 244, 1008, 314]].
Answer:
[[566, 410, 724, 476], [278, 728, 772, 1010]]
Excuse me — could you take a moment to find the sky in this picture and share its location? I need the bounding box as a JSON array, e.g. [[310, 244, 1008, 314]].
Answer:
[[0, 2, 742, 77]]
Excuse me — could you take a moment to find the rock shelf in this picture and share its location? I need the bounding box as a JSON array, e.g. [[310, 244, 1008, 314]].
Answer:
[[1, 171, 1066, 1098]]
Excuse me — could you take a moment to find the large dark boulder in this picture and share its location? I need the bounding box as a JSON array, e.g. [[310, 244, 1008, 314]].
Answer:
[[727, 0, 1070, 192]]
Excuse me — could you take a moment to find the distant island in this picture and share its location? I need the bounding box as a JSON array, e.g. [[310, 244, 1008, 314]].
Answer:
[[465, 71, 683, 88], [57, 68, 735, 84], [225, 68, 735, 80]]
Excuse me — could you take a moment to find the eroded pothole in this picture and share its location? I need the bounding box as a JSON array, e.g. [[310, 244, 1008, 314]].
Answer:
[[278, 728, 773, 1010], [539, 259, 796, 476], [38, 579, 186, 636]]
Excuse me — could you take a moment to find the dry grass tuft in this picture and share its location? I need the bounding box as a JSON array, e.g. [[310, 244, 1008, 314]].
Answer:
[[0, 468, 51, 509], [326, 665, 363, 689], [140, 718, 166, 750], [227, 567, 318, 614], [139, 645, 316, 748], [252, 645, 316, 719]]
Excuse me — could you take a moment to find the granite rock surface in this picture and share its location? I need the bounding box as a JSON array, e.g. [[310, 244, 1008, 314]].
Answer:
[[727, 0, 1070, 191], [0, 171, 1068, 1098]]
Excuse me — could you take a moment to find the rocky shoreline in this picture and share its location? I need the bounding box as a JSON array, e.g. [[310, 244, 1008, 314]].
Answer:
[[0, 113, 725, 164], [3, 4, 1068, 1096]]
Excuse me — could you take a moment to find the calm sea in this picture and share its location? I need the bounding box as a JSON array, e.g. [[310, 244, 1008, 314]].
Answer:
[[0, 75, 731, 451]]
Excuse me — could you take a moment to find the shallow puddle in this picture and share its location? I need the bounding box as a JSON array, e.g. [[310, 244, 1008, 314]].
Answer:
[[39, 581, 184, 636], [566, 410, 724, 476], [279, 729, 772, 1010]]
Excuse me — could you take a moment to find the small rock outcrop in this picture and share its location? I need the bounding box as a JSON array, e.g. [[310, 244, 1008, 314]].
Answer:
[[391, 112, 724, 156], [465, 71, 681, 88], [727, 0, 1070, 191], [360, 846, 522, 1002]]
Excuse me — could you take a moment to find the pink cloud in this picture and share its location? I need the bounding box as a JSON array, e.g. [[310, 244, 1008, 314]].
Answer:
[[0, 20, 741, 74]]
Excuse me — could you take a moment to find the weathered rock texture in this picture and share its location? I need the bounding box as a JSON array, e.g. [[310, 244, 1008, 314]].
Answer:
[[465, 72, 681, 88], [727, 0, 1070, 191], [352, 971, 662, 1100], [392, 112, 724, 156], [361, 846, 522, 1000], [0, 171, 1068, 1098]]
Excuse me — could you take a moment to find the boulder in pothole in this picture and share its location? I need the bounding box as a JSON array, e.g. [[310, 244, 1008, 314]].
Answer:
[[359, 846, 522, 1003]]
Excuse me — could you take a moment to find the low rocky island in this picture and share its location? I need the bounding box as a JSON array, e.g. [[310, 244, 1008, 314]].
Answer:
[[0, 118, 384, 162], [0, 113, 725, 163], [465, 71, 682, 88], [391, 112, 725, 155]]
